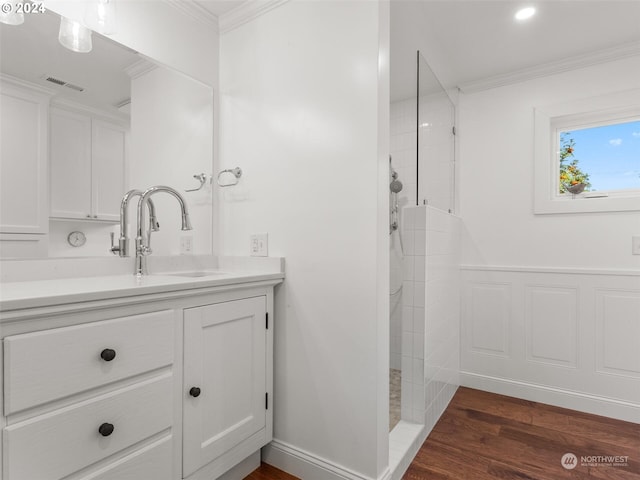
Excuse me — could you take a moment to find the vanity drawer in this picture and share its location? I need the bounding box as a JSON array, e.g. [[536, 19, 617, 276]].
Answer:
[[4, 309, 174, 415], [3, 373, 173, 480], [77, 435, 173, 480]]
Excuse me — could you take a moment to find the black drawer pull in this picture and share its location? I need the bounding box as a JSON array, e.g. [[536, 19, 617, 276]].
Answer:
[[100, 348, 116, 362], [189, 387, 201, 398], [98, 423, 114, 437]]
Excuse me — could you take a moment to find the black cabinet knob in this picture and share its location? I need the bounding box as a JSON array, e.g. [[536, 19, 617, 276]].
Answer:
[[189, 387, 201, 398], [98, 423, 114, 437], [100, 348, 116, 362]]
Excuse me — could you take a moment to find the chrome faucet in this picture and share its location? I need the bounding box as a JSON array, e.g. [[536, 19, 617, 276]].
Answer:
[[134, 185, 193, 276], [110, 189, 159, 257]]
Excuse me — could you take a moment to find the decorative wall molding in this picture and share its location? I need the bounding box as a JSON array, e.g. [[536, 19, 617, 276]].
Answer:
[[461, 264, 640, 276], [461, 268, 640, 423], [595, 289, 640, 378], [524, 285, 578, 368], [219, 0, 291, 34], [459, 41, 640, 94]]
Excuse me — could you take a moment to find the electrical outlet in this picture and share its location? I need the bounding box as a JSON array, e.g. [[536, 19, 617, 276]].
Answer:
[[250, 233, 268, 257], [632, 236, 640, 255], [180, 235, 193, 255]]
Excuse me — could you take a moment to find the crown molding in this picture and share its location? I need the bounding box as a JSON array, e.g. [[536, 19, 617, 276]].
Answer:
[[51, 97, 130, 125], [219, 0, 290, 34], [161, 0, 220, 33], [0, 73, 57, 97], [459, 41, 640, 94], [124, 58, 158, 79]]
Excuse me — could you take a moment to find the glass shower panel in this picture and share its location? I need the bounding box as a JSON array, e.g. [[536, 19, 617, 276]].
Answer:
[[417, 52, 455, 212]]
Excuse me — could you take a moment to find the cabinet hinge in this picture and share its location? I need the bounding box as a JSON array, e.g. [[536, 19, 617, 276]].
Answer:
[[452, 126, 456, 136], [265, 392, 269, 410], [266, 312, 269, 329]]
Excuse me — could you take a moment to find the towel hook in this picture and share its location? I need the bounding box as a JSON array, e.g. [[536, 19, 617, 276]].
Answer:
[[217, 167, 242, 187]]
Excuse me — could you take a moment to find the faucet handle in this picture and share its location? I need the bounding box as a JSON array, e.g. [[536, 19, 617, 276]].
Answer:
[[110, 232, 119, 255]]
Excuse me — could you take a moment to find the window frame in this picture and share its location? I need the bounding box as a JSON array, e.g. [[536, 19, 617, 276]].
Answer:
[[534, 89, 640, 214]]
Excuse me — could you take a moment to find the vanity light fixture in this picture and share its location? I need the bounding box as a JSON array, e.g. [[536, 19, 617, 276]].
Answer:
[[0, 1, 24, 25], [58, 16, 93, 53], [515, 6, 536, 21]]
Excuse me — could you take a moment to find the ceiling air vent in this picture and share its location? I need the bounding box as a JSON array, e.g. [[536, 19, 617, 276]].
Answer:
[[44, 75, 85, 92]]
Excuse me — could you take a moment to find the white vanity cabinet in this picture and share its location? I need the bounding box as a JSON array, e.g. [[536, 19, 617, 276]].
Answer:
[[50, 105, 128, 222], [0, 279, 278, 480], [183, 297, 269, 479]]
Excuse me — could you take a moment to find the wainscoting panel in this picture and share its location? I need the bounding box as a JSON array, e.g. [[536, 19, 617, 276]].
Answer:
[[596, 289, 640, 378], [525, 286, 577, 368], [461, 266, 640, 423], [468, 283, 510, 357]]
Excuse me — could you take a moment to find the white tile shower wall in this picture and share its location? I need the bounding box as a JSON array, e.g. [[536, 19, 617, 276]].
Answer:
[[400, 206, 460, 431], [390, 98, 417, 370]]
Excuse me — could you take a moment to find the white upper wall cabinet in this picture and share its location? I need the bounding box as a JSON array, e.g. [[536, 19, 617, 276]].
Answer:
[[0, 80, 50, 234], [50, 105, 128, 222]]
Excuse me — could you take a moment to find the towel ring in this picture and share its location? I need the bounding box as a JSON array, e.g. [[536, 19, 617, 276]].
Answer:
[[217, 167, 242, 187]]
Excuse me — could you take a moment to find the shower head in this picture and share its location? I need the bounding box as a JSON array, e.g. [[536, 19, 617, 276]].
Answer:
[[390, 179, 403, 193]]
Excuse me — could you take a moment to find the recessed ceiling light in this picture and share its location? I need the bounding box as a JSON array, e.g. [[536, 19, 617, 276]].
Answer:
[[515, 6, 536, 21]]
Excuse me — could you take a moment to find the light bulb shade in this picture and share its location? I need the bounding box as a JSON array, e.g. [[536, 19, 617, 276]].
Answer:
[[85, 0, 116, 35], [58, 17, 93, 53], [0, 4, 24, 25]]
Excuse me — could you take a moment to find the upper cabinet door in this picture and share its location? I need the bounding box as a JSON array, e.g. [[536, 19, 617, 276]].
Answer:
[[183, 296, 267, 477], [50, 107, 92, 220], [0, 83, 49, 234], [92, 120, 127, 221]]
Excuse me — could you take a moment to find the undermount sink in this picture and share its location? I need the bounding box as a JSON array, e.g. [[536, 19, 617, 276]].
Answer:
[[160, 271, 226, 278]]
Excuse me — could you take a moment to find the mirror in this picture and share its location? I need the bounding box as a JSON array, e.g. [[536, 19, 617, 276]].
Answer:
[[0, 9, 214, 258]]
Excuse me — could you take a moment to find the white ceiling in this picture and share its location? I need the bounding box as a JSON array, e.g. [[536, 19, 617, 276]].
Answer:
[[391, 0, 640, 101], [3, 1, 638, 108]]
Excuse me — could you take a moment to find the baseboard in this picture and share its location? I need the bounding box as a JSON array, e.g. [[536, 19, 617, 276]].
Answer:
[[262, 439, 389, 480], [460, 372, 640, 424], [216, 452, 260, 480]]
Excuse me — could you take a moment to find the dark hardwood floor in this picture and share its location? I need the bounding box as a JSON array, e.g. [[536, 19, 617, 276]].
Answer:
[[245, 387, 640, 480], [244, 462, 300, 480], [404, 387, 640, 480]]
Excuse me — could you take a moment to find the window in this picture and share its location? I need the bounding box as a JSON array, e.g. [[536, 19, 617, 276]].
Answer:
[[534, 90, 640, 214]]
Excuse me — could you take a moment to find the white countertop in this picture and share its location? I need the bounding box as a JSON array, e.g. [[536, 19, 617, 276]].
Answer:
[[0, 256, 285, 312]]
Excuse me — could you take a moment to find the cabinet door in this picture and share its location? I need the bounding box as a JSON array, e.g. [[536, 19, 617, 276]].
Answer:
[[50, 108, 92, 219], [183, 297, 267, 477], [92, 120, 127, 221], [0, 84, 49, 234]]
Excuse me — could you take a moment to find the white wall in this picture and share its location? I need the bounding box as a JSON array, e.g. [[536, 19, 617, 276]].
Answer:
[[458, 56, 640, 422], [219, 1, 389, 478], [129, 66, 213, 256], [459, 56, 640, 270]]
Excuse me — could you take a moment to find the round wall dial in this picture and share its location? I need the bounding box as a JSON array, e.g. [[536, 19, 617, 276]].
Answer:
[[67, 231, 86, 247]]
